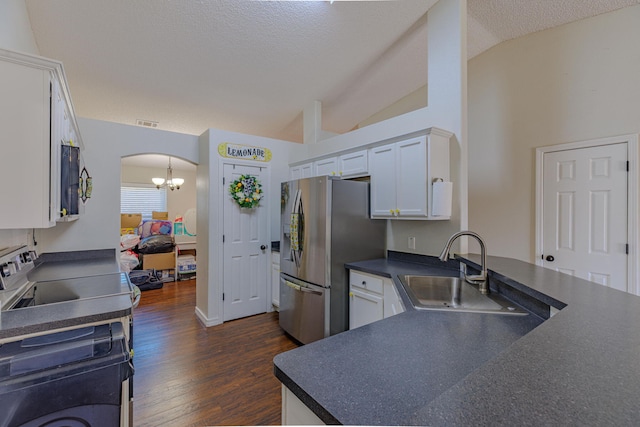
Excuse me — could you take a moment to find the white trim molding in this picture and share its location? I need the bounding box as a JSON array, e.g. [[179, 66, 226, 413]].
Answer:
[[535, 134, 639, 295], [194, 306, 221, 327]]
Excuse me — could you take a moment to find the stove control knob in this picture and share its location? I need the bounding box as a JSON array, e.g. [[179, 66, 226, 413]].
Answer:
[[1, 263, 10, 277], [21, 252, 32, 263]]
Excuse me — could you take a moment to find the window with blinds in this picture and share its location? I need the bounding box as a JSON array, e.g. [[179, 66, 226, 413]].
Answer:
[[121, 183, 167, 220]]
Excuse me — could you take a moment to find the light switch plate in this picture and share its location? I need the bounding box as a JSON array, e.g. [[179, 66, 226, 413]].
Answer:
[[408, 236, 416, 250]]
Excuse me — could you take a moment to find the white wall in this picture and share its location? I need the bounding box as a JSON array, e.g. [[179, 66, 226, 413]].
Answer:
[[0, 0, 38, 55], [196, 129, 304, 325], [37, 118, 199, 253], [291, 0, 467, 257], [0, 0, 40, 249], [468, 4, 640, 262]]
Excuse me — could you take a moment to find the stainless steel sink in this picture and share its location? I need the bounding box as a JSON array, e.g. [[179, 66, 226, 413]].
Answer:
[[398, 274, 528, 315]]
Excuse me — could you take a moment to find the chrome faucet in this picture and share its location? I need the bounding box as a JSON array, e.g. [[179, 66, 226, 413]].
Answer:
[[439, 231, 489, 294]]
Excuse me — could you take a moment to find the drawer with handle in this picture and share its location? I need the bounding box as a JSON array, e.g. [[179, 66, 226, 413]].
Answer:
[[350, 270, 384, 295]]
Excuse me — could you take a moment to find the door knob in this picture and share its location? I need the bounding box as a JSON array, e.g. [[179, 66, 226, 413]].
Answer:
[[545, 255, 555, 262], [260, 245, 267, 250]]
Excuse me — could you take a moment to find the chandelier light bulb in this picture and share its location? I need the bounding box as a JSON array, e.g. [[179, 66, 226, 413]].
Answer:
[[151, 157, 185, 190]]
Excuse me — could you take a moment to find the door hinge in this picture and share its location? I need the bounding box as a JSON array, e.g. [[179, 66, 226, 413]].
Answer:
[[626, 161, 630, 172], [223, 177, 226, 185], [222, 235, 225, 243], [222, 293, 225, 301], [626, 243, 629, 255]]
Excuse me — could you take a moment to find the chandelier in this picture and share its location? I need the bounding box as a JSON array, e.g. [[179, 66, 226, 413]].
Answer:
[[152, 157, 184, 191]]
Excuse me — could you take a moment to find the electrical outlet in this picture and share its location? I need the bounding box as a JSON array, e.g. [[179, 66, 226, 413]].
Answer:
[[408, 236, 416, 250]]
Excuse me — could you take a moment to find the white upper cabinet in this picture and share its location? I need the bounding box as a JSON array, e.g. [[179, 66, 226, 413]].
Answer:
[[337, 150, 368, 178], [293, 150, 369, 179], [369, 130, 451, 220], [369, 144, 397, 217], [316, 151, 368, 178], [288, 129, 450, 218], [0, 48, 83, 228], [314, 157, 338, 177], [290, 162, 313, 180]]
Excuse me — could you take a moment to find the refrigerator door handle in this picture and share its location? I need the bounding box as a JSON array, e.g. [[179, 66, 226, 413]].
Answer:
[[298, 285, 322, 296], [284, 279, 322, 295], [290, 189, 303, 268]]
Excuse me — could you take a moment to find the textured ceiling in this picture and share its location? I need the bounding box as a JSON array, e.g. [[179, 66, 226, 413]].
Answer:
[[24, 0, 640, 147]]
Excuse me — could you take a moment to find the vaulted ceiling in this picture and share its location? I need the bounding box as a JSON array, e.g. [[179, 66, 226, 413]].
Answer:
[[25, 0, 640, 145]]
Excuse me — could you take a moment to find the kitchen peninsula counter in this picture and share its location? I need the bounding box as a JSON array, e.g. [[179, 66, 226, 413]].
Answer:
[[273, 252, 640, 425], [0, 249, 132, 341]]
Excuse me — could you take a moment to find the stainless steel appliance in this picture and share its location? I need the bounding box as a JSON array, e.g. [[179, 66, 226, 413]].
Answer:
[[0, 322, 133, 427], [280, 176, 385, 344], [0, 246, 38, 310], [0, 247, 136, 426]]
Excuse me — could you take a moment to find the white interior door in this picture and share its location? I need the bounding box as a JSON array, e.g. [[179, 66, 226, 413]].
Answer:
[[542, 143, 628, 291], [223, 163, 269, 321]]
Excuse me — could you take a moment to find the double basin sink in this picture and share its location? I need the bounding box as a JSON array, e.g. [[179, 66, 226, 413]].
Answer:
[[398, 274, 528, 315]]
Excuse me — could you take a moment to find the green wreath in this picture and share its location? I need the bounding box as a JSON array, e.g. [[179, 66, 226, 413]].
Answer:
[[229, 174, 263, 208]]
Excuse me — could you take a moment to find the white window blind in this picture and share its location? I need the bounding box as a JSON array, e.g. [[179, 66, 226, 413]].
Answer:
[[121, 183, 167, 221]]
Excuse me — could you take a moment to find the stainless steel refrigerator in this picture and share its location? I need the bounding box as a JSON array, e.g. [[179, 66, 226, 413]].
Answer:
[[279, 176, 386, 344]]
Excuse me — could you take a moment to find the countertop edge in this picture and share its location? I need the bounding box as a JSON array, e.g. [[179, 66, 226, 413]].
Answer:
[[0, 296, 132, 340], [276, 253, 640, 425], [274, 363, 340, 425]]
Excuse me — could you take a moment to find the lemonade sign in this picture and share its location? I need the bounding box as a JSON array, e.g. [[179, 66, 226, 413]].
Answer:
[[218, 143, 272, 162]]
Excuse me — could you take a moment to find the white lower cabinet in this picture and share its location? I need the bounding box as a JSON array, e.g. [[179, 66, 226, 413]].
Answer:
[[282, 385, 325, 425], [383, 279, 404, 318], [349, 270, 404, 329], [271, 251, 280, 310], [350, 288, 384, 329]]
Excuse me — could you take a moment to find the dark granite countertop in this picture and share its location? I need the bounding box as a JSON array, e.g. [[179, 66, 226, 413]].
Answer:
[[0, 249, 132, 341], [273, 251, 640, 425], [28, 248, 119, 282]]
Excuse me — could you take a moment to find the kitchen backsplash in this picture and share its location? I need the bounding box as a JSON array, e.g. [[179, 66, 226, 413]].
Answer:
[[0, 229, 29, 248]]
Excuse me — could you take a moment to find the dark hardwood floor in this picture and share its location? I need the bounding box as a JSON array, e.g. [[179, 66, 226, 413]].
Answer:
[[132, 279, 299, 426]]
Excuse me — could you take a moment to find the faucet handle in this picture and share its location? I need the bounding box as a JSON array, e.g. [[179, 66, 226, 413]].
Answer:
[[465, 273, 489, 294]]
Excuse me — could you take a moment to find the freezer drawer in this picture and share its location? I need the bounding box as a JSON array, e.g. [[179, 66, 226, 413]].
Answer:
[[279, 274, 329, 344]]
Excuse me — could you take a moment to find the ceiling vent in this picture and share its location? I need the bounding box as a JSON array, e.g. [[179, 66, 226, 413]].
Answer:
[[136, 119, 158, 128]]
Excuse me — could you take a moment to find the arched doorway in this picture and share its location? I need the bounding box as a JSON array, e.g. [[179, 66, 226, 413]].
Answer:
[[120, 154, 197, 296]]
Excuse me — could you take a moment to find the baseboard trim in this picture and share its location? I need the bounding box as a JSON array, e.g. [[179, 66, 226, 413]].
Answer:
[[194, 306, 222, 327]]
